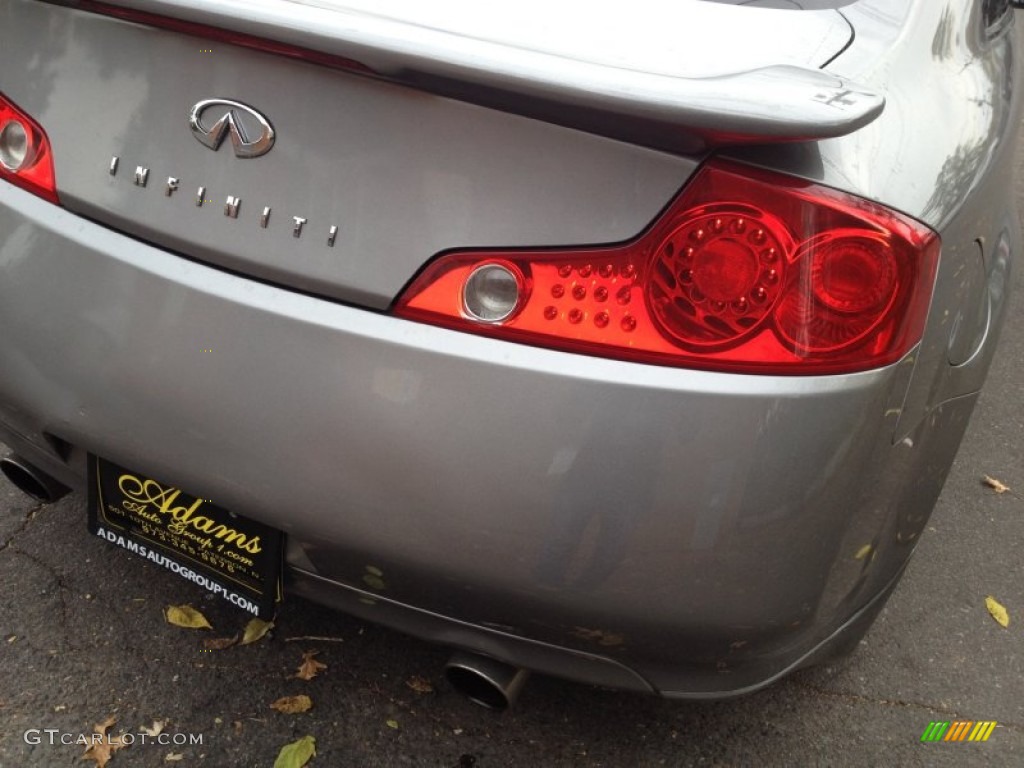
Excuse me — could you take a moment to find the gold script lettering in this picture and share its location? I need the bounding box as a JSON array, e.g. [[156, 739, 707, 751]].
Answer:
[[117, 473, 262, 555]]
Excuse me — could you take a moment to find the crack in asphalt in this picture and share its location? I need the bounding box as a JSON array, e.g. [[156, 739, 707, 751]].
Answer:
[[5, 544, 77, 652], [794, 681, 1023, 731], [0, 503, 80, 649], [0, 500, 44, 553]]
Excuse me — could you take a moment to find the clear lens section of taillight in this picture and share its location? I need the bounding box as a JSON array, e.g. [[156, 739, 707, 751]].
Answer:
[[0, 93, 58, 204], [394, 159, 939, 375]]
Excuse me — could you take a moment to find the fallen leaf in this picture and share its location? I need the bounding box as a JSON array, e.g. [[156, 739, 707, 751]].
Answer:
[[203, 634, 239, 651], [983, 475, 1011, 494], [165, 754, 184, 763], [82, 716, 127, 768], [273, 735, 316, 768], [164, 605, 212, 630], [294, 650, 327, 681], [241, 618, 274, 646], [405, 676, 434, 694], [854, 544, 873, 560], [386, 719, 399, 730], [362, 573, 386, 591], [139, 721, 165, 737], [271, 695, 313, 714], [572, 627, 602, 641], [571, 626, 625, 647], [986, 596, 1010, 627]]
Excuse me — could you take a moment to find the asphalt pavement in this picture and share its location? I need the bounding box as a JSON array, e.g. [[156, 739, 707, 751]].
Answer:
[[2, 155, 1024, 768]]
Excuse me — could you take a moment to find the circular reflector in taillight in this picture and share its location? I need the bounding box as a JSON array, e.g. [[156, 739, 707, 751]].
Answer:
[[0, 119, 35, 171], [775, 230, 900, 354], [810, 231, 897, 314], [462, 262, 524, 323], [647, 208, 791, 349]]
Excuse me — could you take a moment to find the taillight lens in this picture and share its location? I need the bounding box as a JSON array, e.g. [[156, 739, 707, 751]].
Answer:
[[394, 160, 939, 375], [0, 93, 58, 204]]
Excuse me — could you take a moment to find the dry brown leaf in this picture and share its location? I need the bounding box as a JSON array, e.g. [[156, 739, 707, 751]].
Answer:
[[571, 626, 625, 647], [240, 618, 274, 646], [983, 475, 1011, 494], [203, 634, 240, 651], [986, 596, 1010, 627], [271, 694, 313, 714], [164, 605, 212, 630], [405, 675, 434, 694], [294, 650, 327, 681], [81, 716, 127, 768]]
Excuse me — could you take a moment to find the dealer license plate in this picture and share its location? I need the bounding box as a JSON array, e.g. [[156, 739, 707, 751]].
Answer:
[[87, 455, 282, 618]]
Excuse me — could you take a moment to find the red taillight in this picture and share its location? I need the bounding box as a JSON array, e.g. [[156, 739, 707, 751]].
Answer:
[[394, 159, 939, 375], [647, 206, 792, 351], [0, 93, 58, 204]]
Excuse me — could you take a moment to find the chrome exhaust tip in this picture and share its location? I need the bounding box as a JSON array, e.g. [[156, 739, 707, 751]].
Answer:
[[0, 454, 70, 503], [444, 651, 529, 710]]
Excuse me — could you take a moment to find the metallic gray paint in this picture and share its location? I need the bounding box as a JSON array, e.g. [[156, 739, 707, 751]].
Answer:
[[729, 0, 1022, 437], [2, 1, 695, 308], [0, 178, 979, 695], [0, 0, 1019, 697], [91, 0, 879, 146]]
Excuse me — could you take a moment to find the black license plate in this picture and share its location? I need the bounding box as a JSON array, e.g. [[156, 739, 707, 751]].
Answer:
[[87, 455, 282, 618]]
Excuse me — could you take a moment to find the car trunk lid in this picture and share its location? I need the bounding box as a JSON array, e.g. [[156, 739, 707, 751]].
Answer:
[[4, 0, 871, 308]]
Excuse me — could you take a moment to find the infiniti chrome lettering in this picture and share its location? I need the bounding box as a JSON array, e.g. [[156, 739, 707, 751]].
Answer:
[[108, 156, 338, 246]]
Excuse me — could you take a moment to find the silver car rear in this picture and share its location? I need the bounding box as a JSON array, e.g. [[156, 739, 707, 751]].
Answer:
[[0, 0, 1019, 699]]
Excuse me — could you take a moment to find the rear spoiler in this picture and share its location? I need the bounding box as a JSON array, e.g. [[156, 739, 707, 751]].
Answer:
[[60, 0, 884, 152]]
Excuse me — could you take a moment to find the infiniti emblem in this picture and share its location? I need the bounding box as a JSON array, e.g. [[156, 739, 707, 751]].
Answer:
[[189, 99, 275, 158]]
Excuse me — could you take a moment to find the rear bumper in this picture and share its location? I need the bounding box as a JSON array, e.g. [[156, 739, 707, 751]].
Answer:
[[286, 549, 910, 698], [0, 182, 968, 695]]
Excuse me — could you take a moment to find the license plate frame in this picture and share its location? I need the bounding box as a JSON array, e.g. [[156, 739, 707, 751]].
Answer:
[[87, 455, 282, 618]]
